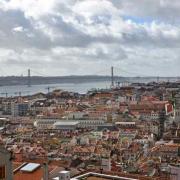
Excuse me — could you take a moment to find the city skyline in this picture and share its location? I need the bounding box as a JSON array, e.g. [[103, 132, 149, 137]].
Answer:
[[0, 0, 180, 76]]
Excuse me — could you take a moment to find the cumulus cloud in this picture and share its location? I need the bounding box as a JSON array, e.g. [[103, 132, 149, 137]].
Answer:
[[13, 26, 24, 32], [0, 0, 179, 76]]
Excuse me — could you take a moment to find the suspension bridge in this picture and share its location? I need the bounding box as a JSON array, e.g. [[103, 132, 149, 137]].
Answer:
[[2, 66, 160, 87], [0, 67, 179, 97]]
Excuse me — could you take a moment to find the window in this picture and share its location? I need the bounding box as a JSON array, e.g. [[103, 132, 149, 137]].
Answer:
[[0, 166, 6, 179]]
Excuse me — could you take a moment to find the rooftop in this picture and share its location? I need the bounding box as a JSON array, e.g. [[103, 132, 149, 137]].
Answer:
[[20, 163, 40, 172], [54, 121, 79, 126], [72, 172, 138, 180]]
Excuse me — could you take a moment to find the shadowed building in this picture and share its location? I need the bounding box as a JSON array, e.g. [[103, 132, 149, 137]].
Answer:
[[0, 144, 13, 180]]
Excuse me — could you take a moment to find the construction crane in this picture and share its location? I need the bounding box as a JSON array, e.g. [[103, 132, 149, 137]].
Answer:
[[14, 92, 22, 97], [14, 91, 30, 97], [1, 92, 8, 98]]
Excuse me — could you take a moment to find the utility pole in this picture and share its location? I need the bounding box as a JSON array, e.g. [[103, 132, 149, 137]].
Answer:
[[28, 69, 31, 87]]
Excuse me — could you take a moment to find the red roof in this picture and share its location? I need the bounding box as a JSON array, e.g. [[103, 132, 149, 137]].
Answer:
[[14, 165, 43, 180]]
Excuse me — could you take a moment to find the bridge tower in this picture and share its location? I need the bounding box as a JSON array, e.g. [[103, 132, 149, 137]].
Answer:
[[111, 66, 114, 88], [28, 69, 31, 87]]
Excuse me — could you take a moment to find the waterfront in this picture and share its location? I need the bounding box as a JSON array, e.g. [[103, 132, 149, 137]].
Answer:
[[0, 81, 111, 97], [0, 77, 178, 97]]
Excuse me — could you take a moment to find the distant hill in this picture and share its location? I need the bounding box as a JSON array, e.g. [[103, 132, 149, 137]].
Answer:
[[0, 75, 178, 86]]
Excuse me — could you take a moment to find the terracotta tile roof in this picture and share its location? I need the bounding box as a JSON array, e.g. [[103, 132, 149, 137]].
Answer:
[[14, 165, 43, 180], [73, 146, 95, 154], [151, 144, 180, 153]]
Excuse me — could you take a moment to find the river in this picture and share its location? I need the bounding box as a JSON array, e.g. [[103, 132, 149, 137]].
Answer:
[[0, 77, 178, 97], [0, 81, 111, 97]]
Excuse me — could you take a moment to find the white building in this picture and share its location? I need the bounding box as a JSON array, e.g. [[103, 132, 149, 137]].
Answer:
[[101, 158, 111, 171], [35, 119, 57, 129], [53, 171, 70, 180], [174, 108, 180, 122], [169, 164, 180, 180], [11, 102, 29, 117], [53, 121, 79, 130], [77, 119, 105, 129], [140, 112, 159, 120], [67, 112, 87, 119], [35, 118, 105, 130]]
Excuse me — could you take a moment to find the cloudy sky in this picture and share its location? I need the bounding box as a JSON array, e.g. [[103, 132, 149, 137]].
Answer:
[[0, 0, 180, 76]]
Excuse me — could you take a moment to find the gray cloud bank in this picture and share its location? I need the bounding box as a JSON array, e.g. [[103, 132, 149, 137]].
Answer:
[[0, 0, 180, 76]]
